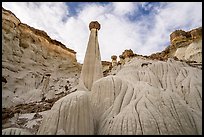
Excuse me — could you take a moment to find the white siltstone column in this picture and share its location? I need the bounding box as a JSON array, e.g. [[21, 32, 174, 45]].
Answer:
[[78, 21, 103, 91]]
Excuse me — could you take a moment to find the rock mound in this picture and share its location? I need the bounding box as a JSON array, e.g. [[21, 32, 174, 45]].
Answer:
[[37, 57, 202, 135], [37, 91, 94, 135]]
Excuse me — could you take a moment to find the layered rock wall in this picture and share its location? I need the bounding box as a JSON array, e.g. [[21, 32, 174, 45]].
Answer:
[[2, 7, 81, 108], [170, 27, 202, 45], [150, 27, 202, 63]]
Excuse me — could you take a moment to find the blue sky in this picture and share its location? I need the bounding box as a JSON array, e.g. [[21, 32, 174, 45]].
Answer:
[[66, 2, 110, 16], [2, 2, 202, 63]]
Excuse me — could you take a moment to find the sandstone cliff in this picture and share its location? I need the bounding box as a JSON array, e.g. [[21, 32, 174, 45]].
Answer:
[[2, 7, 81, 128], [149, 27, 202, 63]]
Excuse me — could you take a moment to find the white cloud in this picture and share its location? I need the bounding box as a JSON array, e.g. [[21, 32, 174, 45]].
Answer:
[[141, 2, 202, 54], [2, 2, 202, 63], [112, 2, 139, 16]]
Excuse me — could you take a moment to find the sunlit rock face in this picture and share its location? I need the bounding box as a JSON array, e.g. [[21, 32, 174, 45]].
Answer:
[[170, 27, 202, 63], [170, 27, 202, 45], [149, 27, 202, 63], [2, 7, 81, 108], [174, 40, 202, 63], [170, 28, 202, 63]]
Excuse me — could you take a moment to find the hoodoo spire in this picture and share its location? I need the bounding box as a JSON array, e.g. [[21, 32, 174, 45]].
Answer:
[[78, 21, 103, 91]]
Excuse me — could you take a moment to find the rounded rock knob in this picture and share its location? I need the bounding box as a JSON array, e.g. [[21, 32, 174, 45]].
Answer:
[[111, 55, 117, 60], [89, 21, 100, 31]]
